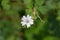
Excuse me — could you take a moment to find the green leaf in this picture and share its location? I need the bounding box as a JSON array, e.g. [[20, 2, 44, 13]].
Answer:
[[58, 2, 60, 9], [56, 10, 60, 20], [2, 0, 10, 10], [35, 0, 44, 6], [0, 21, 4, 29], [43, 36, 60, 40], [38, 6, 49, 15], [46, 0, 57, 9], [0, 36, 5, 40], [11, 3, 21, 11], [7, 35, 15, 40], [24, 0, 33, 8]]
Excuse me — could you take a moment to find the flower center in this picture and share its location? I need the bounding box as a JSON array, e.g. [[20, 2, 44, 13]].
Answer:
[[26, 19, 29, 23]]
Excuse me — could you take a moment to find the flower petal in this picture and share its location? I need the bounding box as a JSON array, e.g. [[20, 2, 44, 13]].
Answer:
[[26, 23, 30, 28], [21, 16, 26, 21], [29, 21, 33, 24], [27, 15, 32, 19], [21, 22, 26, 26]]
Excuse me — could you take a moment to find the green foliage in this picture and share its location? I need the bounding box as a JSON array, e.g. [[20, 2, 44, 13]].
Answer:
[[43, 36, 60, 40], [57, 10, 60, 20], [2, 0, 10, 10], [38, 6, 49, 15], [0, 0, 60, 40], [45, 0, 57, 9]]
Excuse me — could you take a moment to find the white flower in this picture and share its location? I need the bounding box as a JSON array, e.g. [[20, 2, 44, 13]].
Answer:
[[21, 15, 34, 28]]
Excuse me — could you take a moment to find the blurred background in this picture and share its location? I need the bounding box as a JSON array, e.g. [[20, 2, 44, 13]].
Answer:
[[0, 0, 60, 40]]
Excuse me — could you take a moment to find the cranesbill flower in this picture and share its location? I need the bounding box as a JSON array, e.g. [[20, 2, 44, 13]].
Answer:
[[21, 15, 34, 28]]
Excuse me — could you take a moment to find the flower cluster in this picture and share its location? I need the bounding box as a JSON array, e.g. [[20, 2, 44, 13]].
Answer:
[[21, 15, 34, 28]]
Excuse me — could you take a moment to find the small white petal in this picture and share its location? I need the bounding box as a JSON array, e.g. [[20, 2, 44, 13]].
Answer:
[[26, 23, 30, 28], [27, 15, 32, 19], [21, 22, 26, 26], [27, 15, 29, 17], [29, 19, 34, 22], [29, 21, 33, 24], [23, 16, 26, 18], [22, 16, 26, 21]]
